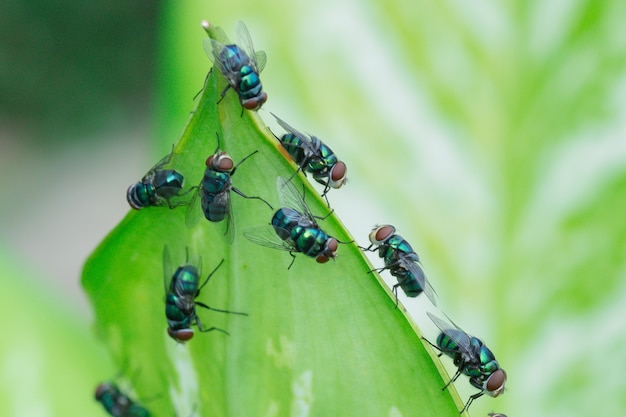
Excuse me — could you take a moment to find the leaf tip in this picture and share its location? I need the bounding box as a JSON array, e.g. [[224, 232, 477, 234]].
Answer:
[[201, 20, 211, 33]]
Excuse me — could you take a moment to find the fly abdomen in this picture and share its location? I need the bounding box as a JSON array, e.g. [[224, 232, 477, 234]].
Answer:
[[391, 267, 425, 297], [279, 134, 307, 164], [127, 183, 156, 209], [201, 170, 231, 222]]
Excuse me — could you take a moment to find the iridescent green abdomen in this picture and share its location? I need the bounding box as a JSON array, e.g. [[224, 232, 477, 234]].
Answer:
[[280, 134, 307, 164], [127, 183, 156, 208], [239, 65, 263, 100], [165, 293, 195, 330], [390, 267, 425, 297], [201, 169, 231, 222], [271, 207, 305, 240], [436, 328, 467, 356], [127, 169, 184, 209]]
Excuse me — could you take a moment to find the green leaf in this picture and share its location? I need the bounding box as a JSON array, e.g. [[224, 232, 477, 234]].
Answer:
[[82, 23, 464, 417]]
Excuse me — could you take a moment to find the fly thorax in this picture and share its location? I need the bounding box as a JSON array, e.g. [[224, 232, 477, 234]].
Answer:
[[318, 143, 336, 162], [479, 358, 500, 375], [153, 170, 184, 191], [172, 266, 199, 294], [478, 345, 497, 365], [307, 155, 327, 173], [220, 45, 246, 72], [297, 228, 324, 253], [203, 170, 230, 195]]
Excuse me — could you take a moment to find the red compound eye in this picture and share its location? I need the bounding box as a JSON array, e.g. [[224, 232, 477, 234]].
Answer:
[[369, 225, 395, 245], [329, 162, 347, 188], [242, 92, 267, 110], [217, 155, 234, 171], [206, 153, 234, 171], [486, 369, 507, 396], [316, 254, 330, 263], [168, 328, 194, 343]]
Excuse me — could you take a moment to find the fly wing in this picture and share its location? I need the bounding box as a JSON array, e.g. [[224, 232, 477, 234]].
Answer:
[[243, 224, 297, 252], [184, 186, 203, 229], [202, 24, 231, 65], [201, 188, 235, 242], [426, 312, 472, 353], [235, 20, 264, 72], [188, 251, 202, 278], [144, 145, 176, 181], [276, 176, 317, 226], [271, 113, 314, 146], [255, 50, 267, 73], [202, 37, 239, 85], [399, 257, 438, 306]]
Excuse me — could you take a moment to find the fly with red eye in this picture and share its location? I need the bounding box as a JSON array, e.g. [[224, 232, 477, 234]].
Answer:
[[185, 133, 273, 241], [423, 312, 507, 414], [163, 246, 247, 343], [271, 113, 347, 207]]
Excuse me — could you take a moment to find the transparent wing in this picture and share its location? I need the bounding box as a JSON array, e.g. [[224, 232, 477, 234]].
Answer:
[[235, 20, 262, 71], [202, 38, 217, 63], [204, 38, 240, 86], [188, 251, 202, 278], [399, 257, 438, 306], [224, 209, 236, 244], [142, 145, 176, 182], [243, 224, 297, 252], [276, 176, 317, 225], [271, 113, 314, 146], [255, 51, 267, 73], [185, 186, 203, 229], [210, 191, 235, 244], [163, 245, 174, 294], [202, 25, 231, 62], [426, 312, 472, 353]]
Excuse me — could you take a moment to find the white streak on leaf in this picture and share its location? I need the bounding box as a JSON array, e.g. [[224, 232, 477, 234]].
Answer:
[[291, 370, 313, 417]]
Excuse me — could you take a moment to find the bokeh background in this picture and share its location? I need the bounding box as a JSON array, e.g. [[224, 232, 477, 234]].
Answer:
[[1, 0, 625, 416]]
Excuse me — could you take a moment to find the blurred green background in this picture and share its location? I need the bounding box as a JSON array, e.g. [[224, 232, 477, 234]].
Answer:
[[1, 0, 625, 416]]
